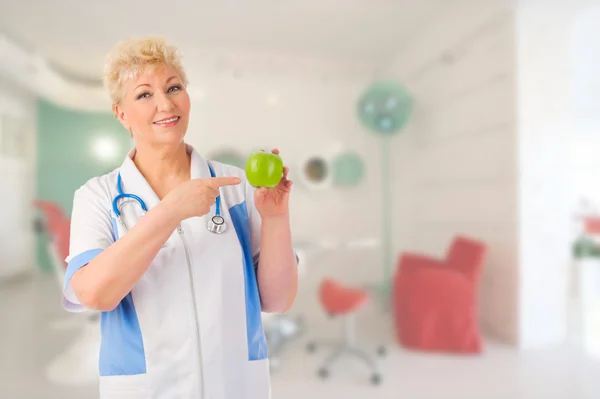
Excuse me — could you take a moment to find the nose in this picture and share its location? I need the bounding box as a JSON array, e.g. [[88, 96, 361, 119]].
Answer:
[[156, 91, 175, 112]]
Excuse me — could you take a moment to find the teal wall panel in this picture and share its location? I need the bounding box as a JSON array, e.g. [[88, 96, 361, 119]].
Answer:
[[36, 98, 131, 272]]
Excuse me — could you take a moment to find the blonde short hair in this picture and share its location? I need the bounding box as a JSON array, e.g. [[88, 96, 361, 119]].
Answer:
[[103, 36, 189, 111]]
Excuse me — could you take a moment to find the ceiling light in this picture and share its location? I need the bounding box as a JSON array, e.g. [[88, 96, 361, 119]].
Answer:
[[91, 136, 120, 163], [266, 92, 280, 106]]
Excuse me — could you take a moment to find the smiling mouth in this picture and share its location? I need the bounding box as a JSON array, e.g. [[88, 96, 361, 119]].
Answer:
[[154, 116, 180, 125]]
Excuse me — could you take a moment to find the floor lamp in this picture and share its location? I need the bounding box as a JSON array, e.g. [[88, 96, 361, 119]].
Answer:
[[356, 80, 413, 309]]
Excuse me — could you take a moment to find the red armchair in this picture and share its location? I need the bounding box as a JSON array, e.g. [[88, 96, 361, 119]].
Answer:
[[392, 235, 486, 354]]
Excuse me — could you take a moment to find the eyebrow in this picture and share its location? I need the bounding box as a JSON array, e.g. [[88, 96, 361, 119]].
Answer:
[[134, 76, 179, 91]]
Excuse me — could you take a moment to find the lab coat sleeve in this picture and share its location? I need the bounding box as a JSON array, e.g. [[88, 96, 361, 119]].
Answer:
[[62, 183, 114, 312]]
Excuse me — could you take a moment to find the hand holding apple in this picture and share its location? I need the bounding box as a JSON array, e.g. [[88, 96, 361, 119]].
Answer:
[[246, 148, 293, 218]]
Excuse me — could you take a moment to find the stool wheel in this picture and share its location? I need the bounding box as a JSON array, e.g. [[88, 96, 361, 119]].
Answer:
[[370, 373, 382, 385], [377, 345, 387, 357], [306, 342, 317, 353], [318, 368, 329, 379]]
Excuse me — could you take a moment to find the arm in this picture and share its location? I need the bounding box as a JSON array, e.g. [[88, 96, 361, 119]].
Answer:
[[256, 213, 298, 313], [398, 252, 445, 275], [65, 175, 240, 312], [70, 201, 179, 312]]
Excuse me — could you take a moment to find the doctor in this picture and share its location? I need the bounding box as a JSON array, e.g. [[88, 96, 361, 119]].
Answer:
[[62, 36, 298, 399]]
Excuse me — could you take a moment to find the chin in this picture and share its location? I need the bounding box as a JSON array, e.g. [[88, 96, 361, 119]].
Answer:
[[154, 127, 186, 142]]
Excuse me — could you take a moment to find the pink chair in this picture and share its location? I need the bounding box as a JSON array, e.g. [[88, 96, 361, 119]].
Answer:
[[306, 278, 384, 385], [33, 200, 68, 227], [33, 200, 71, 271], [392, 235, 486, 354], [584, 217, 600, 235]]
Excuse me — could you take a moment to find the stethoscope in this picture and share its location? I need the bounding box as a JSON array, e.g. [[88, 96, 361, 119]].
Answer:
[[112, 163, 227, 235]]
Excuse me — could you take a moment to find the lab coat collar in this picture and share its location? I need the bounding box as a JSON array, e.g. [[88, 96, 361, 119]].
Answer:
[[118, 143, 211, 212]]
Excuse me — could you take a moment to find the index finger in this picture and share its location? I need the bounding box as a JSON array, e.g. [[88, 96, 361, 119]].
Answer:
[[203, 176, 242, 188]]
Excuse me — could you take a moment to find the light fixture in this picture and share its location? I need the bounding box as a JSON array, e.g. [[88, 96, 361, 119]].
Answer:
[[91, 135, 120, 163], [266, 92, 280, 107]]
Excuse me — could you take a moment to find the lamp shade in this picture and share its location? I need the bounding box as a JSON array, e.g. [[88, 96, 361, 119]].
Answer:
[[357, 80, 413, 136]]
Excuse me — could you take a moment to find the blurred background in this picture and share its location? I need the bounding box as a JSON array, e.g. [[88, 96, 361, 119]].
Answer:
[[2, 0, 600, 398]]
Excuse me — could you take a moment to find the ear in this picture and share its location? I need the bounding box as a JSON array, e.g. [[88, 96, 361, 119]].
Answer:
[[114, 104, 130, 130]]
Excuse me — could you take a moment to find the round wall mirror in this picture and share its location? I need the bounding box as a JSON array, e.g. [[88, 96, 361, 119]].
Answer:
[[304, 157, 328, 182], [298, 153, 332, 190]]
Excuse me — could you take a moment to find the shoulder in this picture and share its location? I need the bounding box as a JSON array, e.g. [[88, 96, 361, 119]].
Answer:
[[72, 169, 119, 211]]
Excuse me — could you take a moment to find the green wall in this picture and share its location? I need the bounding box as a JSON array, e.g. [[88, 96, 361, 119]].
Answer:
[[36, 98, 131, 272]]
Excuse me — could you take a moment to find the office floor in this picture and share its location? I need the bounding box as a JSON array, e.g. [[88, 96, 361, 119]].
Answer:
[[3, 272, 600, 399]]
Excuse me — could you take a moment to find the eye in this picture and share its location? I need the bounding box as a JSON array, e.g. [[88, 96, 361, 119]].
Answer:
[[168, 85, 182, 93], [137, 92, 151, 100]]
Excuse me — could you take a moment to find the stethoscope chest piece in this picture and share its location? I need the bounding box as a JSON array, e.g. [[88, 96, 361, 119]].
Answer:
[[207, 215, 227, 234]]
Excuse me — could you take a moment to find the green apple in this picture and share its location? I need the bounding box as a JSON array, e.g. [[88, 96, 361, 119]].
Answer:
[[245, 151, 284, 188]]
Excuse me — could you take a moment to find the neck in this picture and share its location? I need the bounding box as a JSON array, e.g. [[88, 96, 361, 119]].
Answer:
[[132, 142, 191, 184]]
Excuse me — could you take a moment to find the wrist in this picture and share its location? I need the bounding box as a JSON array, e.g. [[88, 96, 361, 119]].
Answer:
[[261, 212, 289, 223], [156, 199, 183, 227], [261, 213, 291, 230]]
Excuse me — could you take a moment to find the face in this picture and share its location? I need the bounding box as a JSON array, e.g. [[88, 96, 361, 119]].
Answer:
[[115, 64, 190, 149]]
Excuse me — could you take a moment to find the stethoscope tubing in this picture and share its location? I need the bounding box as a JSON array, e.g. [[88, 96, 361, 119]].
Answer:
[[112, 162, 223, 232]]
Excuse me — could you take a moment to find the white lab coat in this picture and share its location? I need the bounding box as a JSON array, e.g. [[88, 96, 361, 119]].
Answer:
[[62, 144, 272, 399]]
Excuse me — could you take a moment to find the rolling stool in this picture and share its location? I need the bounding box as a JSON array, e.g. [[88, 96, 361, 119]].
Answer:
[[306, 278, 385, 385]]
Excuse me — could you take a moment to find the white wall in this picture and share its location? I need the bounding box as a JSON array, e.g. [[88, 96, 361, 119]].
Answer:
[[570, 4, 600, 212], [515, 1, 600, 349], [382, 3, 520, 343], [515, 1, 576, 349], [0, 75, 37, 279]]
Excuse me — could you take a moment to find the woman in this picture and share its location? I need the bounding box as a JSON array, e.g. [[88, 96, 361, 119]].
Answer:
[[62, 36, 298, 399]]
